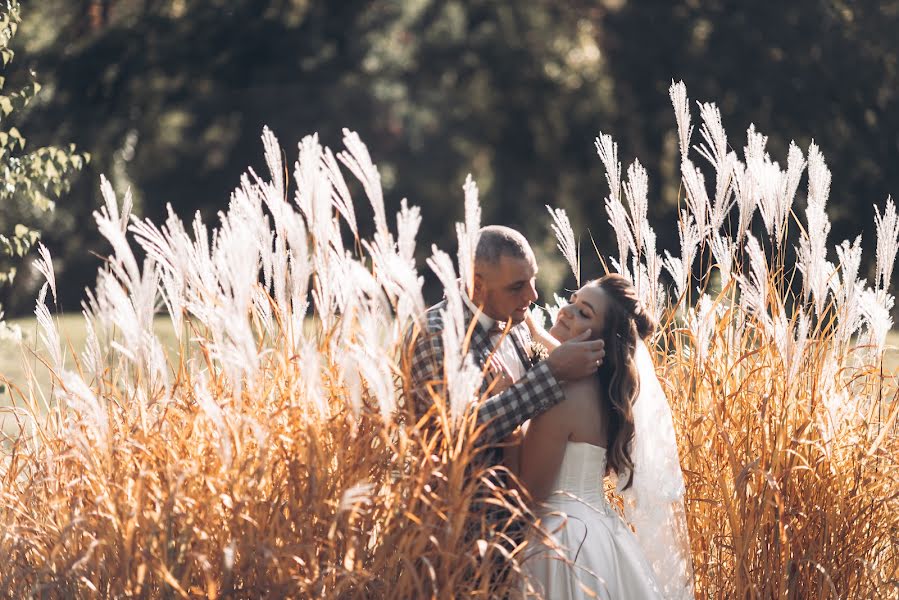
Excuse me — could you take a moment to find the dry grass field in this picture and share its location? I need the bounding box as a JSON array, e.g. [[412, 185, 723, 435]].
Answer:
[[0, 85, 896, 597]]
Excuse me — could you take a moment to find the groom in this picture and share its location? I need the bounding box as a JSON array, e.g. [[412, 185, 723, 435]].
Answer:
[[406, 224, 605, 471]]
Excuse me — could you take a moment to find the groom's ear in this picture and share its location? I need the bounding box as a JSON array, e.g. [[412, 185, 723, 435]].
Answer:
[[471, 272, 484, 299]]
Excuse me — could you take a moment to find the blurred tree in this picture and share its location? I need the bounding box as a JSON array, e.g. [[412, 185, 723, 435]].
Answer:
[[0, 1, 87, 309], [6, 0, 899, 313]]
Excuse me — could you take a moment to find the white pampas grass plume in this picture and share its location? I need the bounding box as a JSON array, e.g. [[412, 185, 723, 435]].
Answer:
[[738, 234, 772, 333], [598, 134, 633, 277], [544, 293, 567, 330], [339, 128, 389, 243], [546, 205, 579, 285], [397, 198, 422, 265], [710, 232, 733, 289], [261, 125, 285, 200], [695, 102, 729, 174], [859, 288, 894, 357], [681, 158, 710, 235], [669, 81, 692, 162], [35, 284, 63, 373], [59, 371, 110, 453], [796, 142, 833, 317], [663, 252, 685, 301], [773, 312, 811, 388], [831, 237, 865, 348], [686, 294, 716, 366], [623, 160, 649, 255], [732, 160, 758, 243], [678, 210, 701, 287], [457, 175, 481, 297], [427, 247, 483, 424], [323, 146, 359, 240], [595, 133, 622, 208], [710, 152, 738, 232], [873, 196, 899, 295], [34, 243, 56, 304]]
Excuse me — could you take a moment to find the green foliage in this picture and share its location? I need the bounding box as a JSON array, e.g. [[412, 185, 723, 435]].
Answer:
[[0, 0, 87, 284]]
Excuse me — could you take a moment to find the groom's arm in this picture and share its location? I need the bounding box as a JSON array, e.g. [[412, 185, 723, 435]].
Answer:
[[407, 323, 564, 443], [476, 360, 564, 442]]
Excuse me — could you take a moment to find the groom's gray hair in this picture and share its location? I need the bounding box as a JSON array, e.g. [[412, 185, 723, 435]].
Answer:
[[475, 225, 535, 266]]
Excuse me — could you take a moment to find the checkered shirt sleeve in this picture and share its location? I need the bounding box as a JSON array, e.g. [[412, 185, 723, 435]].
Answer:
[[407, 307, 565, 444]]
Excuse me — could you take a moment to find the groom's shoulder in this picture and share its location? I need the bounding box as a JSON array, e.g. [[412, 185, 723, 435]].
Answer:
[[421, 300, 449, 333]]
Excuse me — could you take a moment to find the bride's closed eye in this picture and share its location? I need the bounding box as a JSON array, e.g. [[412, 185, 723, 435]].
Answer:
[[568, 295, 589, 318]]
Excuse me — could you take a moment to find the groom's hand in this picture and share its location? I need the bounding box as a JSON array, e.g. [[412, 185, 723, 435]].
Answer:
[[545, 329, 605, 381]]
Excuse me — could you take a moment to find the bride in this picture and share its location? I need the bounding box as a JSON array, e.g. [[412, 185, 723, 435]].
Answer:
[[503, 274, 694, 599]]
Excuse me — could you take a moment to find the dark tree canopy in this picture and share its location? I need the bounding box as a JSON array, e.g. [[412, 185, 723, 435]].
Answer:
[[6, 0, 899, 313]]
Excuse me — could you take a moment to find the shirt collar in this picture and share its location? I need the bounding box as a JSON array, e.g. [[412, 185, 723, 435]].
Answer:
[[461, 288, 497, 333]]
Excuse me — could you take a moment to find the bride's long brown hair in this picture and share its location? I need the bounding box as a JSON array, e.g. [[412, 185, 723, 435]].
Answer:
[[591, 274, 656, 490]]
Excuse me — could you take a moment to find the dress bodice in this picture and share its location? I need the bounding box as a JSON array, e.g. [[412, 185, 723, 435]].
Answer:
[[546, 441, 609, 506]]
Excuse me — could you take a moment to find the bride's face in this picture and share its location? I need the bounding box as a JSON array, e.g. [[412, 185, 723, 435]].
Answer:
[[549, 285, 607, 342]]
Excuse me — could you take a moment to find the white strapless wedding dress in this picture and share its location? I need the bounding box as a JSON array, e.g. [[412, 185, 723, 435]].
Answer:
[[523, 441, 664, 599]]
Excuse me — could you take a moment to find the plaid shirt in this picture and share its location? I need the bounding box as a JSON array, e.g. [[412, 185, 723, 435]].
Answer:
[[406, 299, 564, 457]]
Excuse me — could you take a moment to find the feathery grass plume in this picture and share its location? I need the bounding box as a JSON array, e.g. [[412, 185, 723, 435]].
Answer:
[[676, 209, 701, 295], [685, 293, 716, 366], [427, 247, 483, 424], [796, 142, 833, 317], [831, 236, 865, 349], [754, 140, 805, 249], [322, 146, 359, 240], [623, 159, 650, 256], [858, 288, 893, 357], [34, 283, 62, 374], [695, 103, 738, 233], [538, 292, 568, 330], [261, 125, 285, 200], [772, 311, 811, 388], [34, 243, 56, 304], [638, 223, 665, 323], [296, 134, 342, 268], [681, 158, 710, 235], [339, 128, 389, 244], [732, 160, 759, 243], [693, 105, 737, 238], [669, 80, 692, 162], [457, 174, 481, 297], [663, 251, 685, 301], [546, 205, 579, 285], [737, 233, 772, 333], [709, 152, 737, 232], [397, 198, 422, 266], [695, 102, 729, 172], [873, 196, 899, 296], [597, 133, 633, 276], [58, 371, 111, 457], [349, 341, 397, 422], [743, 123, 789, 245], [709, 232, 733, 289]]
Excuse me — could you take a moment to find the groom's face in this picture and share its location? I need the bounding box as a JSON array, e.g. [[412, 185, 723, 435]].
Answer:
[[472, 254, 539, 324]]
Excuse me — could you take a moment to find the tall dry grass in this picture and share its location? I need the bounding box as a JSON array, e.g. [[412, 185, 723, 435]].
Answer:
[[0, 83, 896, 598]]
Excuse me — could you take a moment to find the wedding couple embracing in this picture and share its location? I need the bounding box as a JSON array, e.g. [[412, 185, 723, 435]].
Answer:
[[408, 225, 694, 599]]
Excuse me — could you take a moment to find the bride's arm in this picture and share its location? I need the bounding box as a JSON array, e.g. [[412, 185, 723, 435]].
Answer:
[[519, 401, 571, 502]]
